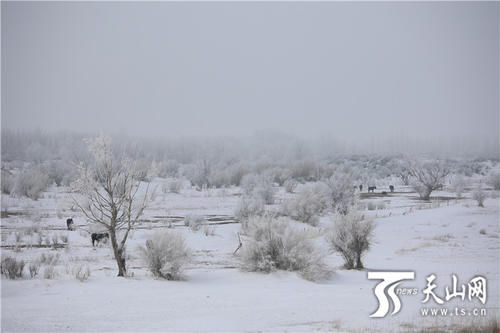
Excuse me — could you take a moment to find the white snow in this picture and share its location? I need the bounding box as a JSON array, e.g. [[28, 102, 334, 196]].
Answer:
[[1, 183, 499, 332]]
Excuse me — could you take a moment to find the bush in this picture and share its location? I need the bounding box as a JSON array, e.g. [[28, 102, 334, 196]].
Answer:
[[43, 264, 57, 279], [283, 179, 298, 193], [235, 195, 265, 227], [139, 231, 191, 280], [241, 174, 276, 204], [162, 179, 183, 194], [450, 174, 467, 199], [487, 171, 500, 190], [24, 224, 41, 236], [60, 234, 69, 243], [267, 167, 291, 186], [1, 170, 14, 194], [324, 172, 357, 215], [45, 160, 75, 187], [472, 185, 487, 208], [184, 214, 204, 231], [328, 210, 374, 269], [51, 233, 59, 246], [39, 252, 60, 265], [72, 264, 91, 282], [1, 257, 25, 279], [290, 160, 317, 182], [240, 216, 329, 281], [29, 261, 40, 278], [281, 185, 328, 226], [13, 166, 50, 200], [203, 225, 216, 236]]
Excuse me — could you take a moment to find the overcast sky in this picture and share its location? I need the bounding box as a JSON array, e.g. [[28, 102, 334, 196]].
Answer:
[[2, 2, 499, 148]]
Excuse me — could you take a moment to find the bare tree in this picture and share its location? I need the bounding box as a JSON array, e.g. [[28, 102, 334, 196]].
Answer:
[[71, 136, 150, 277], [409, 160, 450, 200], [391, 159, 412, 186]]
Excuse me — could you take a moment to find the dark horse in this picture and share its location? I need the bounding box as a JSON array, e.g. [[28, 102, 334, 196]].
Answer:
[[66, 218, 74, 231], [368, 186, 376, 193], [91, 233, 109, 247]]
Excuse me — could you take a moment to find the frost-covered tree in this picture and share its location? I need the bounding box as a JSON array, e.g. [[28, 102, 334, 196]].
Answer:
[[235, 195, 265, 228], [324, 172, 357, 215], [391, 159, 412, 186], [409, 160, 450, 200], [71, 136, 151, 277], [1, 170, 14, 194], [241, 173, 276, 204], [450, 174, 467, 199], [13, 166, 50, 200], [487, 171, 500, 190], [281, 184, 328, 226], [472, 184, 487, 208], [328, 210, 374, 269]]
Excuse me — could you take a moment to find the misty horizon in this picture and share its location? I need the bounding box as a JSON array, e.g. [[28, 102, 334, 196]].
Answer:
[[1, 1, 499, 155]]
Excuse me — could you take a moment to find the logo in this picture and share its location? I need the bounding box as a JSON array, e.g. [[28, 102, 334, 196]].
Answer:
[[368, 272, 488, 318], [368, 271, 415, 318]]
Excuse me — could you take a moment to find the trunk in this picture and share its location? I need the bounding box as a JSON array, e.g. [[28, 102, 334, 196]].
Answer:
[[421, 187, 432, 201], [110, 230, 127, 277], [355, 254, 364, 270]]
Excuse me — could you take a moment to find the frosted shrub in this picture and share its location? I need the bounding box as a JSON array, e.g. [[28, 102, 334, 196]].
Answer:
[[268, 167, 291, 186], [235, 195, 265, 227], [24, 224, 41, 236], [241, 174, 276, 204], [13, 166, 50, 200], [1, 170, 14, 194], [29, 261, 40, 278], [366, 201, 376, 211], [328, 211, 374, 269], [487, 171, 500, 190], [139, 231, 191, 280], [241, 216, 329, 281], [1, 257, 25, 279], [43, 264, 57, 279], [324, 172, 357, 215], [450, 174, 467, 199], [472, 185, 487, 208], [290, 161, 317, 182], [241, 173, 262, 194], [45, 160, 74, 187], [283, 179, 298, 193], [184, 214, 204, 231], [72, 264, 91, 282], [59, 234, 69, 244], [168, 179, 183, 193], [281, 185, 328, 226], [163, 179, 183, 194], [39, 252, 60, 265], [183, 160, 212, 190], [203, 225, 216, 236], [51, 234, 59, 246]]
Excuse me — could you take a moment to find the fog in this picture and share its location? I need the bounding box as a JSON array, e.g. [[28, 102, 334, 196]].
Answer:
[[1, 2, 499, 155]]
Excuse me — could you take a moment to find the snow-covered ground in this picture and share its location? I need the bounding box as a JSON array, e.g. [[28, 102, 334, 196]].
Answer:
[[1, 182, 499, 332]]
